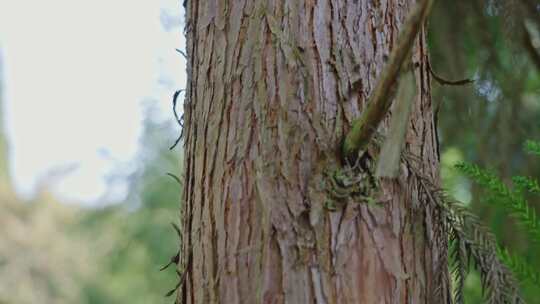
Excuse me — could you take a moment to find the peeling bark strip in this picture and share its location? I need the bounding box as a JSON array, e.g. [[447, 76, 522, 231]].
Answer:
[[180, 0, 449, 303]]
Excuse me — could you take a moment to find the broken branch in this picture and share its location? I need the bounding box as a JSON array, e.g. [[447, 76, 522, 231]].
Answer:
[[342, 0, 434, 161]]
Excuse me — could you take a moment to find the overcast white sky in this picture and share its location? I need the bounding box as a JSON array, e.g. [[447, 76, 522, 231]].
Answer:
[[0, 0, 186, 205]]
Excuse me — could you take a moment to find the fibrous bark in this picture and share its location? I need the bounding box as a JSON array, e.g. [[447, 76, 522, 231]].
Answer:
[[180, 0, 448, 303]]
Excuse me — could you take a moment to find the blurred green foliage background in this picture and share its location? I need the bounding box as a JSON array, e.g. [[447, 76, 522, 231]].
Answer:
[[430, 0, 540, 301], [1, 0, 540, 303], [0, 95, 183, 303]]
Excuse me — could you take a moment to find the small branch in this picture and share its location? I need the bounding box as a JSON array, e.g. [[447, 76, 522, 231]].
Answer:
[[170, 90, 185, 150], [166, 172, 183, 186], [170, 135, 183, 151], [160, 252, 180, 271], [165, 252, 192, 298], [428, 61, 474, 86], [406, 155, 523, 303], [176, 48, 188, 59], [171, 222, 182, 238], [342, 0, 434, 161]]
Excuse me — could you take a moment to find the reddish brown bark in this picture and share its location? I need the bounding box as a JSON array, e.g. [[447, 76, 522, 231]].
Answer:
[[180, 0, 448, 303]]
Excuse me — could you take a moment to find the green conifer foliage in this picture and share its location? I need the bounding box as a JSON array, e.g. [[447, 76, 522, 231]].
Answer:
[[456, 141, 540, 290]]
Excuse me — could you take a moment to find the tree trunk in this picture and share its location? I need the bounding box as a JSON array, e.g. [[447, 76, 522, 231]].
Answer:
[[180, 0, 449, 303]]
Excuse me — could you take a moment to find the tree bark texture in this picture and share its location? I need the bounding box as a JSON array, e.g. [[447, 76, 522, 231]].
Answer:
[[180, 0, 448, 303]]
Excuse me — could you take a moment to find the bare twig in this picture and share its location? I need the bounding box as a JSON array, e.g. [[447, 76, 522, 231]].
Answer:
[[166, 173, 183, 185], [165, 252, 192, 298], [161, 222, 183, 272], [171, 222, 182, 237], [428, 60, 474, 86], [176, 48, 188, 59], [342, 0, 434, 161], [170, 90, 185, 150], [160, 252, 180, 271]]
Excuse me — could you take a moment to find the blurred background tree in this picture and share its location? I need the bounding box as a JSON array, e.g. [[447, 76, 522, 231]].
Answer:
[[430, 0, 540, 301], [77, 105, 182, 304]]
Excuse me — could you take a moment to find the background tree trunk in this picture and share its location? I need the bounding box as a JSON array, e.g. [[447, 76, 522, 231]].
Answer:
[[180, 0, 448, 303]]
